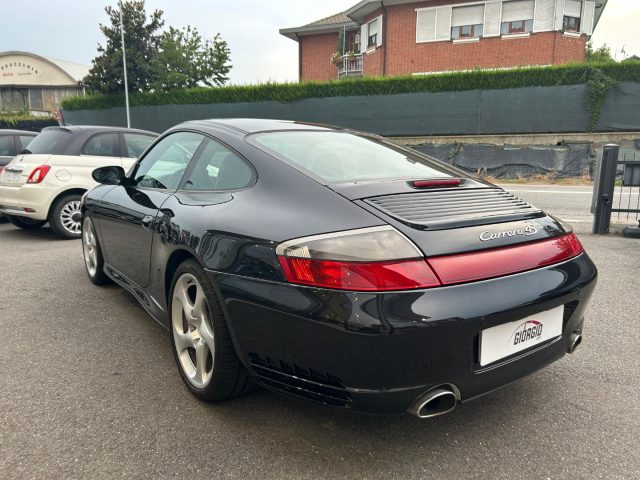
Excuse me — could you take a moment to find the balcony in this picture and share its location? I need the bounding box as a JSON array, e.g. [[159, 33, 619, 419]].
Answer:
[[336, 54, 363, 79]]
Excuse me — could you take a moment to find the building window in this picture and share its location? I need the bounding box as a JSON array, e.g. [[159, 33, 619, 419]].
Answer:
[[367, 18, 379, 47], [501, 19, 534, 35], [563, 16, 581, 32], [452, 24, 483, 39], [563, 0, 583, 32], [501, 0, 535, 35], [451, 4, 485, 40]]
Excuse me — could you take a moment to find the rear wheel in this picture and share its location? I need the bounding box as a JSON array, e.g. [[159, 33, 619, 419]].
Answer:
[[49, 194, 83, 239], [82, 216, 110, 285], [6, 215, 46, 230], [169, 259, 254, 402]]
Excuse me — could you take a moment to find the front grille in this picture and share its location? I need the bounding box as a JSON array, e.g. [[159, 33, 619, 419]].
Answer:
[[249, 354, 352, 407], [365, 187, 542, 229]]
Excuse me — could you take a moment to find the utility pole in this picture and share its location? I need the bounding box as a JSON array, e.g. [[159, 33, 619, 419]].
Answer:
[[119, 1, 131, 128]]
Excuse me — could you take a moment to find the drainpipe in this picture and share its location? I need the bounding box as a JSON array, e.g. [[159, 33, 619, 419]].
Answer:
[[381, 1, 388, 77], [294, 33, 302, 81]]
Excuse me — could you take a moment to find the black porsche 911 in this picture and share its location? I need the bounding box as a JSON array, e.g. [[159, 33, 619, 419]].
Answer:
[[81, 119, 596, 418]]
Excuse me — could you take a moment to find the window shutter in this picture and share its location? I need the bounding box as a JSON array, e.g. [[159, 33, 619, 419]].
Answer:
[[376, 15, 383, 47], [483, 2, 502, 37], [502, 0, 535, 22], [581, 0, 595, 34], [416, 9, 437, 42], [368, 18, 379, 37], [554, 0, 566, 30], [534, 0, 556, 32], [451, 4, 485, 27], [435, 6, 453, 41], [565, 0, 583, 18], [360, 24, 368, 53]]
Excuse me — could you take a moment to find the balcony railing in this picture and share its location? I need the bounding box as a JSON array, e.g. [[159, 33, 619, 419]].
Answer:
[[337, 54, 363, 79]]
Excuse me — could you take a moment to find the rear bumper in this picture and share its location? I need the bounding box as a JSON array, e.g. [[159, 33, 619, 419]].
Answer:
[[211, 253, 597, 415], [0, 184, 52, 220]]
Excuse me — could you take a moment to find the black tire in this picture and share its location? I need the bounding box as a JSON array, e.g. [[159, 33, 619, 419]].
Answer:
[[81, 215, 110, 286], [169, 259, 255, 402], [49, 193, 83, 239], [6, 215, 46, 230]]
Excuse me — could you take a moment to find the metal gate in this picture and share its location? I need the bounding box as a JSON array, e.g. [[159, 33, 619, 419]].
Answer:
[[593, 145, 640, 236]]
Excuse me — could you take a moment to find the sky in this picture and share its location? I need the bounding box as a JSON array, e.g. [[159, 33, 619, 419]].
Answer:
[[0, 0, 638, 84]]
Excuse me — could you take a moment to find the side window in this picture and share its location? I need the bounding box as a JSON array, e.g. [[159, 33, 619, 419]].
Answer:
[[0, 136, 15, 156], [18, 135, 35, 150], [82, 133, 120, 157], [132, 131, 204, 190], [123, 133, 155, 158], [183, 139, 253, 191]]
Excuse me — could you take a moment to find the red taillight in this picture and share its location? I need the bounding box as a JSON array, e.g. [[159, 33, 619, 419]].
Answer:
[[427, 234, 584, 286], [278, 257, 441, 291], [27, 165, 51, 184]]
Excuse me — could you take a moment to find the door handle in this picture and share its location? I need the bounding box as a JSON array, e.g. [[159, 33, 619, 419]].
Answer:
[[141, 215, 154, 230]]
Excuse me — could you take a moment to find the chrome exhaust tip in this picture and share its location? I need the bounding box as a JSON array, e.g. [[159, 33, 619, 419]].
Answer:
[[408, 386, 458, 419], [568, 332, 583, 354]]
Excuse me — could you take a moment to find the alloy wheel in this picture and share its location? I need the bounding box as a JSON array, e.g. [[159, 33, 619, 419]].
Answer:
[[171, 273, 215, 389], [60, 200, 82, 235], [82, 217, 98, 278]]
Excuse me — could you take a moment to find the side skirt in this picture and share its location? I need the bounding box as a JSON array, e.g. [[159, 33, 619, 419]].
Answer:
[[103, 262, 170, 331]]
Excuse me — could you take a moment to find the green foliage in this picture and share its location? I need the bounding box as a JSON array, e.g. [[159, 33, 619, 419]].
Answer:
[[585, 42, 615, 64], [152, 26, 232, 90], [64, 62, 640, 128], [578, 66, 619, 131], [0, 112, 57, 130], [83, 1, 165, 94]]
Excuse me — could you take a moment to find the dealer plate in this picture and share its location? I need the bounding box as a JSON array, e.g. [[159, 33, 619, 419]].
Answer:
[[479, 305, 564, 366], [2, 171, 21, 182]]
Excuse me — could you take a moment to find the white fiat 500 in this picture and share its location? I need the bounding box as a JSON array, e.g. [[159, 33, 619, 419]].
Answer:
[[0, 126, 157, 239]]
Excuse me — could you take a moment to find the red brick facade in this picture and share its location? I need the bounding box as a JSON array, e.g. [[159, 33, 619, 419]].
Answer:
[[300, 34, 339, 82], [295, 1, 587, 81]]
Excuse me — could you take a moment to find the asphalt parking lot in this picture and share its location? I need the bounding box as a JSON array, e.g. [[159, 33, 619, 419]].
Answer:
[[1, 191, 639, 479]]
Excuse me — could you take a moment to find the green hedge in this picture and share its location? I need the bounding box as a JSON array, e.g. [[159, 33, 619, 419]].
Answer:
[[62, 61, 640, 112]]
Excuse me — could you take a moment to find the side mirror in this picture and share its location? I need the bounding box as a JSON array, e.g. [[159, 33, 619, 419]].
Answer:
[[92, 166, 125, 185]]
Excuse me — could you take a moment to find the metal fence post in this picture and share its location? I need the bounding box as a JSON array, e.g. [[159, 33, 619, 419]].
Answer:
[[592, 144, 619, 234]]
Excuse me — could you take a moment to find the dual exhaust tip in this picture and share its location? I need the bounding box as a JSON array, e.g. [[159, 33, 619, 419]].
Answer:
[[409, 333, 584, 419]]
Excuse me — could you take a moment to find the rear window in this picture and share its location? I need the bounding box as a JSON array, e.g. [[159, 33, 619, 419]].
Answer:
[[252, 131, 454, 184], [23, 129, 71, 155]]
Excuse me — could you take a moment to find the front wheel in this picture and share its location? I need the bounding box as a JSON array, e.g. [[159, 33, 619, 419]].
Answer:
[[169, 259, 254, 402], [49, 194, 83, 239], [6, 215, 46, 230]]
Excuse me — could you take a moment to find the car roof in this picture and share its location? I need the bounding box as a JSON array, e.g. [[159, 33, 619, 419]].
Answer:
[[0, 129, 38, 136], [179, 118, 339, 135], [43, 125, 157, 135]]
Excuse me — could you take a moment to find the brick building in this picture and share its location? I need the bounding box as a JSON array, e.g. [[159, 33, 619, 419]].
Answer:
[[280, 0, 608, 81]]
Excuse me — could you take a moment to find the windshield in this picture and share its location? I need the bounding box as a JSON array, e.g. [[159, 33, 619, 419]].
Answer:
[[252, 131, 455, 184], [23, 129, 71, 155]]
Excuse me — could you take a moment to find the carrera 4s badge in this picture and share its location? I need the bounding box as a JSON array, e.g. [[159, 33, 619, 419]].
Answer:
[[480, 223, 539, 242]]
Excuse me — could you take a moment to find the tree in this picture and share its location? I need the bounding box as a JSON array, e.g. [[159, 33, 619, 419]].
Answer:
[[585, 42, 615, 64], [152, 26, 232, 90], [83, 1, 164, 94]]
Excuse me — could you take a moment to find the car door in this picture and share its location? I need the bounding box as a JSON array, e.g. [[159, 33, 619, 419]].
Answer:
[[97, 131, 205, 287]]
